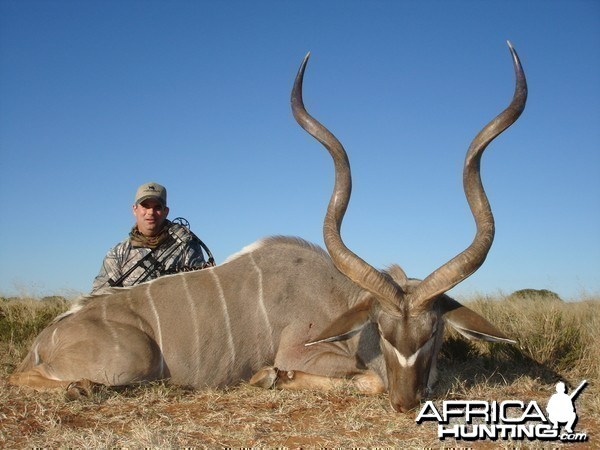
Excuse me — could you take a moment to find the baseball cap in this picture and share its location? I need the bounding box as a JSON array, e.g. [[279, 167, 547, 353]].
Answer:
[[134, 182, 167, 206]]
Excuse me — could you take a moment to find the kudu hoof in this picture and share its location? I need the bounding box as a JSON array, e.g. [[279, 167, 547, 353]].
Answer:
[[65, 379, 95, 401], [249, 367, 280, 389]]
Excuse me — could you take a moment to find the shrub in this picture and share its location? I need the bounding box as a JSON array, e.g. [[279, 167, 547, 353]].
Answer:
[[506, 288, 563, 302]]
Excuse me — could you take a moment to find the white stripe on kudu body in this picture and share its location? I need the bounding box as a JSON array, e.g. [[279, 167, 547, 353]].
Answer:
[[209, 269, 236, 363], [249, 252, 274, 355], [181, 276, 202, 371], [8, 45, 525, 413], [145, 284, 165, 377]]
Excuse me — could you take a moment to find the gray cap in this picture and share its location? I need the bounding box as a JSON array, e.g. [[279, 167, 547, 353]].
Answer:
[[134, 182, 167, 206]]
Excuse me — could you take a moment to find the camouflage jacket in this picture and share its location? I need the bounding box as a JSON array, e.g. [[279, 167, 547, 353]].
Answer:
[[91, 222, 206, 294]]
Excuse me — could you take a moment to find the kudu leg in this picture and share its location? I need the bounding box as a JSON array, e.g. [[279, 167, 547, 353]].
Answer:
[[250, 324, 385, 394], [9, 320, 165, 391], [10, 368, 106, 400], [251, 326, 384, 394], [7, 366, 73, 390], [250, 366, 384, 394]]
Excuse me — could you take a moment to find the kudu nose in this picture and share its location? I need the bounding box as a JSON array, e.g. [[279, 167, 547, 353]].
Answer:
[[389, 374, 423, 413], [392, 401, 420, 413], [391, 394, 421, 413]]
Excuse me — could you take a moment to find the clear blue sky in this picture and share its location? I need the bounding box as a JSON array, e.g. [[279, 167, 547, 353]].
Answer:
[[1, 0, 598, 301]]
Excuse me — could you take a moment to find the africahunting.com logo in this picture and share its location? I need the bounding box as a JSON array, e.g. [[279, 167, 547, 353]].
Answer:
[[416, 380, 588, 443]]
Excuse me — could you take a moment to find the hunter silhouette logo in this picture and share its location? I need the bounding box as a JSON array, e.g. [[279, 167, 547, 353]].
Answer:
[[416, 380, 589, 442], [547, 380, 587, 434]]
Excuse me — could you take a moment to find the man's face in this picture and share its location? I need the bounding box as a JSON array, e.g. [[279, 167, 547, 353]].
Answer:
[[133, 199, 169, 236]]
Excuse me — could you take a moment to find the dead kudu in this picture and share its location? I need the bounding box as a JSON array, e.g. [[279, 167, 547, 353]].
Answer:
[[9, 43, 527, 412]]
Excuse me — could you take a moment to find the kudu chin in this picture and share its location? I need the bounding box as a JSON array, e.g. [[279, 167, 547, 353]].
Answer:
[[9, 43, 526, 413]]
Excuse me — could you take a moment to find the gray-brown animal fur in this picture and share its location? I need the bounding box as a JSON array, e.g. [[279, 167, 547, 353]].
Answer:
[[9, 42, 527, 412]]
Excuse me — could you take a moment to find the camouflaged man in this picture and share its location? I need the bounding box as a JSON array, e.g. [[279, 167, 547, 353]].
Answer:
[[91, 182, 212, 294]]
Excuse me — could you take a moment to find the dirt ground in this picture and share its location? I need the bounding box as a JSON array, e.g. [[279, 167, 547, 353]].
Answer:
[[1, 376, 598, 448]]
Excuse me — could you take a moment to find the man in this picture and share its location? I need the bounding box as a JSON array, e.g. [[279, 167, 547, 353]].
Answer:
[[91, 182, 211, 294], [546, 381, 579, 434]]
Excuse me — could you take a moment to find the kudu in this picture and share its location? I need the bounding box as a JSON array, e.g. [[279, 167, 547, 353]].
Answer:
[[9, 42, 527, 412]]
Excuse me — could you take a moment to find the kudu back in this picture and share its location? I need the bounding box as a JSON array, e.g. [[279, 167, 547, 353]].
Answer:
[[9, 43, 526, 412]]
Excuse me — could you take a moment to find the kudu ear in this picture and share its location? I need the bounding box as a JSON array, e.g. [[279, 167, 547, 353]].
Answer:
[[440, 296, 516, 344], [305, 296, 376, 347]]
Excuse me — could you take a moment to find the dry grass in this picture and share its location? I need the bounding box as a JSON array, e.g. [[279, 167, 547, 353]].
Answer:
[[1, 293, 598, 448]]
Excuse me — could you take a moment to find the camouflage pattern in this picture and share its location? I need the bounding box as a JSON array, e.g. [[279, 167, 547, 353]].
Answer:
[[91, 222, 206, 294]]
